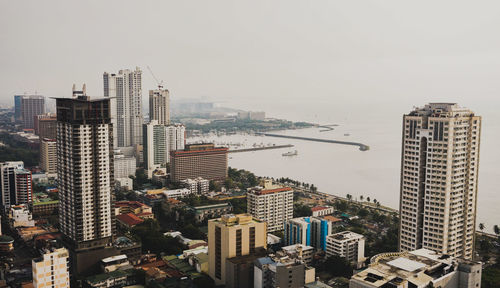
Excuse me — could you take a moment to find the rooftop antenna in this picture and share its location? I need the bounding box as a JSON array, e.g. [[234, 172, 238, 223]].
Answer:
[[147, 66, 164, 89]]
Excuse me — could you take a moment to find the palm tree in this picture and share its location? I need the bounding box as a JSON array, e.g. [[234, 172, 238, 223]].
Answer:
[[360, 195, 364, 202], [367, 197, 371, 203], [479, 223, 485, 231], [373, 198, 377, 204], [494, 225, 500, 236]]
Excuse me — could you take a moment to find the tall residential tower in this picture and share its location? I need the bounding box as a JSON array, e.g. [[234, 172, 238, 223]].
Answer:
[[149, 89, 170, 125], [103, 68, 143, 148], [56, 86, 114, 252], [399, 103, 481, 260]]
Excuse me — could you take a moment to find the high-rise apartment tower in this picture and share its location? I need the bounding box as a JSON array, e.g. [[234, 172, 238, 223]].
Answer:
[[21, 95, 45, 129], [56, 86, 114, 249], [149, 89, 170, 125], [399, 103, 481, 260], [103, 68, 143, 148]]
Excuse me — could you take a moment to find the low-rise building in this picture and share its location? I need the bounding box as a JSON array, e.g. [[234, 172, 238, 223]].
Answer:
[[115, 178, 133, 191], [181, 177, 210, 194], [162, 188, 192, 199], [350, 249, 482, 288], [190, 202, 233, 222], [116, 213, 144, 228], [32, 192, 58, 216], [0, 235, 14, 252], [84, 270, 133, 288], [10, 204, 35, 227], [114, 201, 152, 216], [326, 231, 365, 269], [311, 206, 334, 217], [225, 247, 268, 288], [113, 236, 142, 265], [281, 244, 314, 265], [32, 246, 70, 288], [254, 254, 315, 288], [100, 255, 132, 273]]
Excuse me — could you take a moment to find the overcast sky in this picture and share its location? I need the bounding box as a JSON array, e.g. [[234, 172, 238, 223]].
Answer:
[[1, 0, 500, 115]]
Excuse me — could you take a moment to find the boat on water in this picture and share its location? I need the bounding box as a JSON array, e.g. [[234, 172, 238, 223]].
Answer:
[[344, 133, 350, 136], [282, 150, 298, 157]]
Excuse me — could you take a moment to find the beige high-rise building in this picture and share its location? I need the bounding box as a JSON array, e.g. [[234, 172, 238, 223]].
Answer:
[[149, 89, 170, 125], [40, 138, 57, 174], [208, 214, 267, 286], [32, 247, 70, 288], [399, 103, 481, 260], [247, 186, 293, 232]]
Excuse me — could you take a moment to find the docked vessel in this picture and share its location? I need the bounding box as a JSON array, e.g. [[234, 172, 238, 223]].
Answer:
[[282, 150, 298, 156]]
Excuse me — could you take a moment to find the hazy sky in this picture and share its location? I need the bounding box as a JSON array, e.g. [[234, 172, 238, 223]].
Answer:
[[1, 0, 500, 114]]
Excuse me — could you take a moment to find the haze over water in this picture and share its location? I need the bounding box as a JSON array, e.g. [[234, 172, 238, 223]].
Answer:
[[194, 99, 500, 234]]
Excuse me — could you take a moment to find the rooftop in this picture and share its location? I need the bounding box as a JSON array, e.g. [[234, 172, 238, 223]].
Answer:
[[116, 213, 144, 227], [311, 206, 332, 212], [249, 187, 293, 195]]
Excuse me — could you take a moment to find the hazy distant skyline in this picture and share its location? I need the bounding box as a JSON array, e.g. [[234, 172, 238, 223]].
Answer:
[[1, 0, 500, 115]]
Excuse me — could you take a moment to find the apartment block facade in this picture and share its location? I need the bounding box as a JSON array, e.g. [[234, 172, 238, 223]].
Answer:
[[285, 216, 333, 251], [0, 161, 32, 207], [40, 138, 57, 174], [32, 247, 70, 288], [326, 231, 365, 269], [56, 88, 114, 248], [149, 88, 170, 125], [21, 95, 45, 129], [399, 103, 481, 260], [170, 143, 228, 182], [103, 68, 143, 148], [208, 214, 267, 286], [247, 186, 293, 232]]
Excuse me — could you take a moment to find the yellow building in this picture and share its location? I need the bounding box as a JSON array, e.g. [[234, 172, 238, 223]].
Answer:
[[32, 247, 70, 288], [208, 214, 267, 286]]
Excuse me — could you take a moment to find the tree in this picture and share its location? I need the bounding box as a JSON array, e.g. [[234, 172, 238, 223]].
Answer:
[[294, 203, 312, 217], [360, 195, 364, 202], [479, 223, 485, 231], [373, 198, 377, 204], [367, 197, 371, 203], [316, 255, 353, 278]]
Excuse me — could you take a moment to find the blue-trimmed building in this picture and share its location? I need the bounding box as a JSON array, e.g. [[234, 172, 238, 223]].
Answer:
[[284, 217, 333, 251]]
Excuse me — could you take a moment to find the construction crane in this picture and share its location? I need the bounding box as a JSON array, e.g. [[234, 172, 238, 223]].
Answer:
[[147, 66, 164, 89]]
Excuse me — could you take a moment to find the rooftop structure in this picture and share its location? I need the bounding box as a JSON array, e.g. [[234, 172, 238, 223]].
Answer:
[[350, 249, 482, 288], [326, 231, 365, 269]]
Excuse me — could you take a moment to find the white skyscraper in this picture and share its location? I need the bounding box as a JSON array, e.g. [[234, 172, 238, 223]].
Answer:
[[56, 86, 113, 246], [399, 103, 481, 260], [103, 67, 143, 148], [143, 121, 185, 177], [149, 89, 170, 125]]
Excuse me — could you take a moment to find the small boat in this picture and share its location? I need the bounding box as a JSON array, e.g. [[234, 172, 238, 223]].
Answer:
[[344, 133, 350, 136], [282, 150, 298, 157]]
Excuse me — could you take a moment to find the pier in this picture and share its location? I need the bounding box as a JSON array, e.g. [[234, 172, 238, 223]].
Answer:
[[229, 144, 294, 153], [256, 133, 369, 151]]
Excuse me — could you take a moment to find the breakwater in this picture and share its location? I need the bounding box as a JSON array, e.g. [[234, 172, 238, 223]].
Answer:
[[229, 144, 294, 153], [256, 133, 369, 151]]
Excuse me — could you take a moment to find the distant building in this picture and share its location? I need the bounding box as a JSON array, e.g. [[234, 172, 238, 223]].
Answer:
[[171, 143, 228, 182], [311, 206, 334, 217], [399, 103, 481, 260], [84, 270, 132, 288], [40, 138, 57, 175], [21, 95, 45, 129], [237, 111, 266, 121], [350, 249, 482, 288], [143, 121, 185, 177], [208, 214, 267, 286], [14, 95, 23, 122], [32, 247, 70, 288], [0, 235, 14, 252], [114, 151, 136, 179], [103, 68, 143, 148], [34, 113, 56, 137], [115, 178, 133, 191], [326, 231, 365, 269], [149, 89, 170, 125], [0, 161, 33, 207], [32, 193, 58, 216], [190, 203, 233, 222], [247, 186, 293, 232], [100, 254, 132, 273]]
